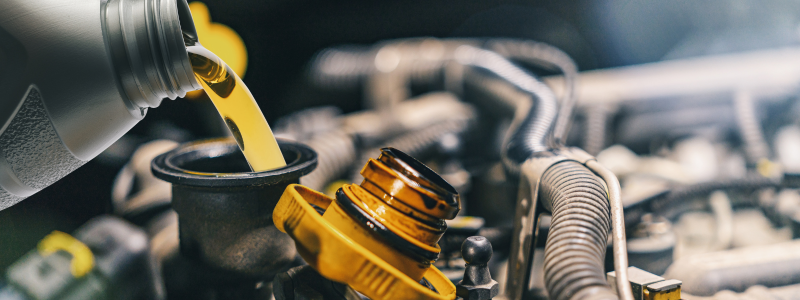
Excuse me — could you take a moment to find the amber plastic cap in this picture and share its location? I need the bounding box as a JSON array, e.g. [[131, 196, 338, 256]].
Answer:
[[360, 148, 460, 220]]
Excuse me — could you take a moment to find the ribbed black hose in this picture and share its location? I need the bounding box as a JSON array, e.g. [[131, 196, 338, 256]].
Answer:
[[308, 46, 374, 90], [485, 39, 579, 146], [623, 176, 781, 226], [455, 46, 559, 165], [350, 119, 470, 182], [583, 105, 613, 156], [301, 131, 357, 191], [539, 161, 616, 300], [734, 91, 770, 165], [653, 176, 779, 221], [309, 42, 561, 168]]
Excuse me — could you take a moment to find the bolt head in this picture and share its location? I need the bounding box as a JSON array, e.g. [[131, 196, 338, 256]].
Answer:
[[456, 280, 499, 300]]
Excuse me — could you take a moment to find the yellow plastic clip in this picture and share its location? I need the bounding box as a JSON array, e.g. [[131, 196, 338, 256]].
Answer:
[[274, 184, 456, 300], [37, 231, 95, 278]]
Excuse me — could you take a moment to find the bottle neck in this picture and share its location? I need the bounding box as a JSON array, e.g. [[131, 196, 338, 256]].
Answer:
[[103, 0, 201, 112]]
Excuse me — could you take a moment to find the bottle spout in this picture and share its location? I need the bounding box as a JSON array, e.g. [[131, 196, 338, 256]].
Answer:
[[104, 0, 203, 110], [175, 0, 198, 46]]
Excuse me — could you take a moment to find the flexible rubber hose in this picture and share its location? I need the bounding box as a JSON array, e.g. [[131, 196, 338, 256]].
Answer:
[[583, 105, 613, 156], [623, 176, 781, 226], [733, 91, 770, 165], [485, 39, 579, 146], [300, 131, 358, 191], [350, 119, 470, 182], [539, 161, 617, 300], [309, 42, 562, 170], [654, 176, 779, 220], [455, 45, 559, 165], [311, 43, 559, 163], [308, 46, 374, 90]]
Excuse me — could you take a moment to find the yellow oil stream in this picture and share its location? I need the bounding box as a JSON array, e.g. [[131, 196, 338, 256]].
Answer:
[[187, 44, 286, 171]]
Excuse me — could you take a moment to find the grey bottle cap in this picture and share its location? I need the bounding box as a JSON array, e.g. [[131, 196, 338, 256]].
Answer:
[[104, 0, 202, 111]]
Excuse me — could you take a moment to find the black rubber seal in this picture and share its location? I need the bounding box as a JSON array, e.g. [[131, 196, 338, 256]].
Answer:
[[380, 147, 459, 207], [152, 138, 317, 187], [335, 188, 440, 263]]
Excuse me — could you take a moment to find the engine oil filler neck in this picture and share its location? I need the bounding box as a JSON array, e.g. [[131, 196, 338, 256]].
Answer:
[[151, 138, 317, 278]]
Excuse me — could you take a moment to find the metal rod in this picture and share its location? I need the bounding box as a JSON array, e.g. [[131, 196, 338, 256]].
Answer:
[[585, 160, 635, 300]]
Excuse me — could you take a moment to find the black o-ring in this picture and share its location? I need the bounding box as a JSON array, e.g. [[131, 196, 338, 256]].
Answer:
[[335, 188, 440, 263]]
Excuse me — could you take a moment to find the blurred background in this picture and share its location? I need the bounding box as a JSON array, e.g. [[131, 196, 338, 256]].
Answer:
[[5, 1, 800, 296]]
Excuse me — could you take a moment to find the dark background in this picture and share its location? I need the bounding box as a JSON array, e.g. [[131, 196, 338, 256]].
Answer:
[[3, 0, 800, 269]]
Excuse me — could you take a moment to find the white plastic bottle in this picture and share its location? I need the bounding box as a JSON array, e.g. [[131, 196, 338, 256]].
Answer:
[[0, 0, 201, 209]]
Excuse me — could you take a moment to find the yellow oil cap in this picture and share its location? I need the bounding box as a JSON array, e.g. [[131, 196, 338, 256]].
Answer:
[[274, 147, 460, 299]]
